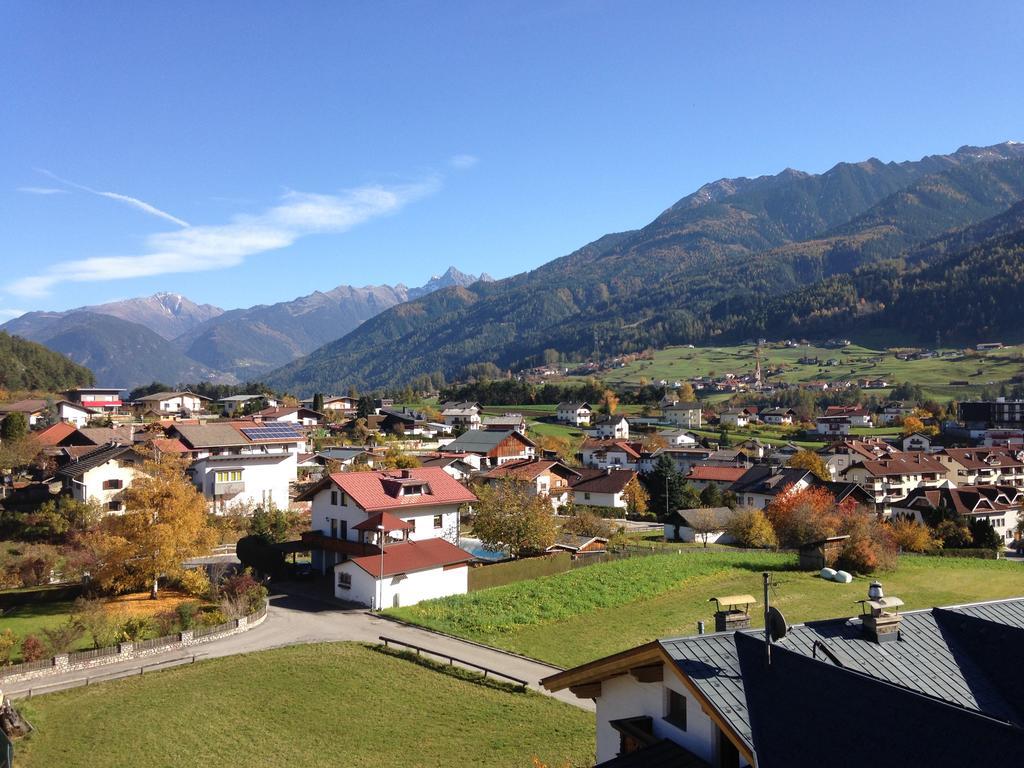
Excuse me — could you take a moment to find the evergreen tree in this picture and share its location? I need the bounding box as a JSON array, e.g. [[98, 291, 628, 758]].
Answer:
[[1, 412, 28, 443], [312, 393, 325, 413]]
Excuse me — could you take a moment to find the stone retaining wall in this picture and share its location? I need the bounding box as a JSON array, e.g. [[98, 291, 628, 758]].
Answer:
[[0, 606, 267, 685]]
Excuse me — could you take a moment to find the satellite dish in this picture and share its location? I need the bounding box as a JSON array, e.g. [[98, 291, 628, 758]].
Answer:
[[767, 606, 788, 641]]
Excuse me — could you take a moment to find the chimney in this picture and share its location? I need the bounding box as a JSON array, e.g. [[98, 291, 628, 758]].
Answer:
[[709, 595, 755, 633], [400, 469, 413, 479], [858, 581, 904, 644]]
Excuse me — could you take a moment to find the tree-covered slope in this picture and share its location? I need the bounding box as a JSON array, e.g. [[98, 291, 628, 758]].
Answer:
[[266, 142, 1024, 394], [0, 332, 94, 391]]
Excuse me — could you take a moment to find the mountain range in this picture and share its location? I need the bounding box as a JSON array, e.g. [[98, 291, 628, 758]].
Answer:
[[262, 141, 1024, 394], [1, 267, 490, 388]]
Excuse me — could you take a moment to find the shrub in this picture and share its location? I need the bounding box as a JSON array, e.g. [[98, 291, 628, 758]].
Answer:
[[889, 518, 937, 553], [42, 617, 85, 655], [21, 634, 46, 662], [177, 568, 211, 598], [220, 570, 268, 618], [837, 517, 896, 574], [0, 629, 16, 665], [194, 608, 228, 627], [119, 616, 150, 642], [967, 518, 1003, 551], [934, 519, 973, 549], [153, 610, 179, 637], [72, 597, 119, 649], [725, 507, 778, 548], [560, 509, 612, 539], [176, 600, 200, 629]]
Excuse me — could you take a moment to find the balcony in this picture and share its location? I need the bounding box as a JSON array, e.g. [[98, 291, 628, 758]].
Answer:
[[300, 531, 381, 557], [213, 481, 245, 496]]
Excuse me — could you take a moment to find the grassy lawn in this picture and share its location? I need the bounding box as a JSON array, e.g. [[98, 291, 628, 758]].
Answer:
[[389, 552, 1024, 668], [15, 643, 593, 768], [1, 590, 198, 661]]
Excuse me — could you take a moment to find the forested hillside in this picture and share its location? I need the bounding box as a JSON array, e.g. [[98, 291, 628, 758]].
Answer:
[[0, 332, 94, 391]]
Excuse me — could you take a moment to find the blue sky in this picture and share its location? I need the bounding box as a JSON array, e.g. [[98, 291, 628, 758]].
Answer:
[[4, 2, 1023, 316]]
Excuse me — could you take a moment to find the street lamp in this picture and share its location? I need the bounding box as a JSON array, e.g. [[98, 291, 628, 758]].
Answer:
[[377, 522, 386, 612]]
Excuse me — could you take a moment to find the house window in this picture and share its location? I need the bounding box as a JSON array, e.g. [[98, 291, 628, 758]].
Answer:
[[336, 571, 351, 590], [107, 501, 122, 512], [216, 470, 242, 483], [330, 518, 338, 538], [433, 514, 443, 529], [665, 689, 687, 730], [339, 520, 348, 540], [330, 490, 338, 506], [584, 492, 591, 501], [340, 492, 348, 506], [102, 478, 123, 490]]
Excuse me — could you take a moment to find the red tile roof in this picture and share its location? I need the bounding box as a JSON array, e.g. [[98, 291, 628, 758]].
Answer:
[[346, 538, 473, 577], [149, 437, 188, 454], [686, 465, 749, 483], [298, 467, 477, 511], [482, 458, 579, 482], [581, 438, 643, 459], [32, 421, 78, 447]]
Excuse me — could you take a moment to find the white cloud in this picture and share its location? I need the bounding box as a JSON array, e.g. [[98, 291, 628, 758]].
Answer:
[[37, 169, 190, 227], [0, 308, 26, 319], [6, 178, 440, 297], [17, 186, 68, 195], [450, 154, 480, 170]]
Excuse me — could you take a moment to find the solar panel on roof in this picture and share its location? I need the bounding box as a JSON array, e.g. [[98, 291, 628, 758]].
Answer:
[[241, 426, 301, 441]]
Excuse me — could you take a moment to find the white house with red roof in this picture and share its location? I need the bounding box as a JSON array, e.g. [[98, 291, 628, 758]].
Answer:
[[296, 467, 478, 605], [336, 537, 475, 609], [480, 458, 580, 510]]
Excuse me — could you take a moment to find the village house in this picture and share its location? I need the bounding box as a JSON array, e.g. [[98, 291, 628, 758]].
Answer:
[[171, 422, 302, 512], [815, 414, 851, 437], [556, 401, 593, 426], [823, 404, 873, 427], [660, 429, 698, 447], [590, 414, 630, 440], [55, 443, 147, 513], [893, 485, 1023, 546], [839, 453, 949, 512], [443, 428, 536, 468], [652, 446, 714, 475], [759, 407, 796, 425], [481, 457, 580, 509], [719, 408, 752, 428], [685, 465, 748, 492], [218, 394, 279, 416], [320, 395, 358, 414], [901, 432, 933, 452], [133, 390, 210, 416], [0, 398, 95, 428], [662, 401, 702, 428], [418, 454, 478, 481], [663, 506, 737, 543], [571, 468, 637, 510], [440, 401, 482, 430], [878, 401, 915, 425], [296, 467, 478, 607], [935, 447, 1024, 489], [481, 413, 527, 433], [256, 405, 323, 426], [65, 387, 124, 415], [581, 438, 645, 471], [729, 466, 815, 509], [542, 594, 1024, 768]]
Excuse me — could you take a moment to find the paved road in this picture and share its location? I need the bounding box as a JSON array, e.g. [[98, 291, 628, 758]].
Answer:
[[3, 588, 591, 711]]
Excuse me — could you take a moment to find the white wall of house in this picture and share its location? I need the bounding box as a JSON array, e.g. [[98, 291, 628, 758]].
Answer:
[[557, 407, 591, 426], [149, 394, 204, 412], [57, 403, 92, 427], [720, 412, 748, 428], [594, 668, 749, 767], [192, 450, 296, 511], [334, 560, 468, 608], [71, 460, 139, 513], [309, 486, 461, 544], [573, 489, 626, 509], [663, 408, 701, 428]]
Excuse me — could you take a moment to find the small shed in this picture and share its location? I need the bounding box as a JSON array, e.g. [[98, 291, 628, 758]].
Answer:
[[546, 534, 608, 556], [798, 535, 850, 570], [663, 507, 736, 544]]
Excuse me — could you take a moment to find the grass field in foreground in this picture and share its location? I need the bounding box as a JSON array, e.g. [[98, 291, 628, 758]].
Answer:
[[15, 643, 593, 768], [389, 553, 1024, 668]]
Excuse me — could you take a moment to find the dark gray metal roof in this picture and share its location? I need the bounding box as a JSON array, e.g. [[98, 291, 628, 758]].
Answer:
[[56, 443, 146, 480], [661, 597, 1024, 752]]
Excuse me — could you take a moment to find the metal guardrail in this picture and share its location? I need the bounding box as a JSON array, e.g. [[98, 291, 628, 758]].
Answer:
[[378, 636, 529, 688]]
